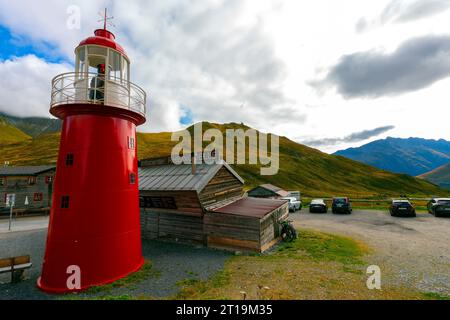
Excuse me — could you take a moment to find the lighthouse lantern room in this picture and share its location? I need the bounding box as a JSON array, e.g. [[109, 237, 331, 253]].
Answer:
[[38, 15, 147, 293]]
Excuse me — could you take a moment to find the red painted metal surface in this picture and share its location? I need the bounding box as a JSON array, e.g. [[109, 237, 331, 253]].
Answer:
[[37, 28, 145, 293], [77, 29, 128, 58], [37, 112, 144, 293]]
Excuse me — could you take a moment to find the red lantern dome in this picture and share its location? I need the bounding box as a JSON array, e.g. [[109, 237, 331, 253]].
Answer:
[[78, 29, 128, 59]]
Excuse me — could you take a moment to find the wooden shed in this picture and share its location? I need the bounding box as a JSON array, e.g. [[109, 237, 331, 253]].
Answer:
[[138, 156, 290, 252], [247, 183, 289, 199], [205, 197, 289, 252], [139, 159, 244, 244]]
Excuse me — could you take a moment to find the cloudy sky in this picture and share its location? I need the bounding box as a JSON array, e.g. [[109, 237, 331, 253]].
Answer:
[[0, 0, 449, 153]]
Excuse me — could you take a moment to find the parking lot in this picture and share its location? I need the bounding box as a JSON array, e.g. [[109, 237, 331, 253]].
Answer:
[[291, 210, 450, 295], [1, 209, 449, 299]]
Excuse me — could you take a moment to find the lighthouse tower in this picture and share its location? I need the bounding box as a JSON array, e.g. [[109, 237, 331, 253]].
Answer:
[[37, 19, 147, 293]]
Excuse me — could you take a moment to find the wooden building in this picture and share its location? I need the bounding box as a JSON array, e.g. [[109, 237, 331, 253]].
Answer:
[[205, 197, 288, 252], [139, 157, 289, 252], [0, 166, 56, 214], [247, 183, 290, 199]]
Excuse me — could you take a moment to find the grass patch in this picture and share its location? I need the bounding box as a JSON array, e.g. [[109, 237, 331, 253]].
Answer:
[[172, 229, 422, 300], [274, 229, 369, 266], [62, 261, 159, 300], [86, 261, 157, 294], [422, 292, 450, 300]]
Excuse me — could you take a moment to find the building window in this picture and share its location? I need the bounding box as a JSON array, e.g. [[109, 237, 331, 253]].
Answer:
[[28, 177, 36, 185], [45, 176, 53, 184], [127, 136, 135, 149], [61, 196, 70, 209], [34, 193, 43, 201], [129, 173, 136, 185], [140, 196, 177, 209], [66, 154, 74, 166]]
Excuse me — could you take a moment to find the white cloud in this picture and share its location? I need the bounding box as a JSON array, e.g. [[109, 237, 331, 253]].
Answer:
[[0, 0, 449, 153], [0, 55, 71, 118]]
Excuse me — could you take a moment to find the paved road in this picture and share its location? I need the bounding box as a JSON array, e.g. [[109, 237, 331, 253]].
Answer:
[[0, 216, 49, 233], [0, 221, 230, 300], [291, 210, 450, 295]]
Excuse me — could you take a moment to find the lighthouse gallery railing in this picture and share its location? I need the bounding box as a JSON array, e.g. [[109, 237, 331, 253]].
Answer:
[[50, 72, 147, 118]]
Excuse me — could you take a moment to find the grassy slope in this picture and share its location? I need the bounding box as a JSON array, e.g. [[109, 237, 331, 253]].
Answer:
[[418, 163, 450, 190], [173, 229, 428, 300], [0, 122, 448, 197], [0, 117, 31, 145], [0, 112, 62, 137]]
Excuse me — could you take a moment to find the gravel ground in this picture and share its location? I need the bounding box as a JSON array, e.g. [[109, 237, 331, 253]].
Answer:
[[291, 210, 450, 296], [1, 210, 449, 299], [0, 229, 230, 300]]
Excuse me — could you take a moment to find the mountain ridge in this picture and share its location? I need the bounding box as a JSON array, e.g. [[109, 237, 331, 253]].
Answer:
[[0, 117, 448, 198], [335, 137, 450, 176], [419, 162, 450, 191]]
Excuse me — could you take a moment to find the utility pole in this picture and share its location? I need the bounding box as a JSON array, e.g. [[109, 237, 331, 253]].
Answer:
[[7, 194, 15, 231]]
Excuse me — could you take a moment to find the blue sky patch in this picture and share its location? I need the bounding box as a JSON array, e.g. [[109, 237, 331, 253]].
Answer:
[[180, 107, 194, 126], [0, 24, 69, 64]]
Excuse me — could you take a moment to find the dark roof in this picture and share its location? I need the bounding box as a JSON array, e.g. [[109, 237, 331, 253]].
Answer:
[[0, 165, 55, 176], [212, 197, 287, 218], [138, 161, 244, 192], [250, 183, 289, 197]]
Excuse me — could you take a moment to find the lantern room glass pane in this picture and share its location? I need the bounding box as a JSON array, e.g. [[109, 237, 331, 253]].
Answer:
[[77, 47, 86, 76], [88, 46, 107, 56], [109, 49, 121, 81], [122, 58, 129, 83]]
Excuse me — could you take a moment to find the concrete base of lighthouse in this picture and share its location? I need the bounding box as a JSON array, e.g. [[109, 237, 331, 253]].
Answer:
[[37, 106, 145, 293]]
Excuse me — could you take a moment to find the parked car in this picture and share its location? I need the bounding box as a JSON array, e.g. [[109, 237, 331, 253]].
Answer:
[[389, 200, 416, 217], [281, 197, 302, 212], [332, 197, 352, 214], [427, 198, 450, 217], [309, 199, 328, 213]]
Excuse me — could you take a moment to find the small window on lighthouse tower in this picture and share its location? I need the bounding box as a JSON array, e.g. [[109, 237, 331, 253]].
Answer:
[[129, 173, 136, 185], [127, 136, 135, 149], [66, 153, 74, 166], [61, 196, 70, 209]]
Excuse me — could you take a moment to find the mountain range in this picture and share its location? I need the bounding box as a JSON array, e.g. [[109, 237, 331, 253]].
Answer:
[[335, 137, 450, 176], [419, 163, 450, 191], [0, 112, 61, 138], [0, 114, 447, 198]]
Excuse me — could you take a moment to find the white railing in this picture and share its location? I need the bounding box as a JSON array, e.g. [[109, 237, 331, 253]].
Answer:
[[50, 72, 147, 118]]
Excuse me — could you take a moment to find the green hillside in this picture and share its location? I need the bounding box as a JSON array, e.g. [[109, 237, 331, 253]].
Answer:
[[0, 121, 448, 198], [0, 117, 31, 144], [0, 112, 61, 137], [419, 163, 450, 191]]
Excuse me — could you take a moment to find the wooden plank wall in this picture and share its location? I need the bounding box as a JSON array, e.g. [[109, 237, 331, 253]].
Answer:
[[140, 209, 205, 244], [204, 212, 261, 252], [205, 202, 289, 252], [139, 190, 203, 217], [204, 212, 260, 241], [259, 203, 289, 248], [199, 167, 243, 208], [0, 172, 54, 211]]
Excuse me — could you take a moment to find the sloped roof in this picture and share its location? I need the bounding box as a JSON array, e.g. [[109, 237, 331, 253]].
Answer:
[[0, 165, 55, 176], [212, 197, 287, 218], [252, 183, 290, 197], [138, 161, 244, 193]]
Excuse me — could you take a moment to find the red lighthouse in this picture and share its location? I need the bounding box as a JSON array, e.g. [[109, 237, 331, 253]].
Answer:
[[37, 21, 147, 293]]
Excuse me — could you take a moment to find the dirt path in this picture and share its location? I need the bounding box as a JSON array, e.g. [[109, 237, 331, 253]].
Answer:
[[291, 210, 450, 296]]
